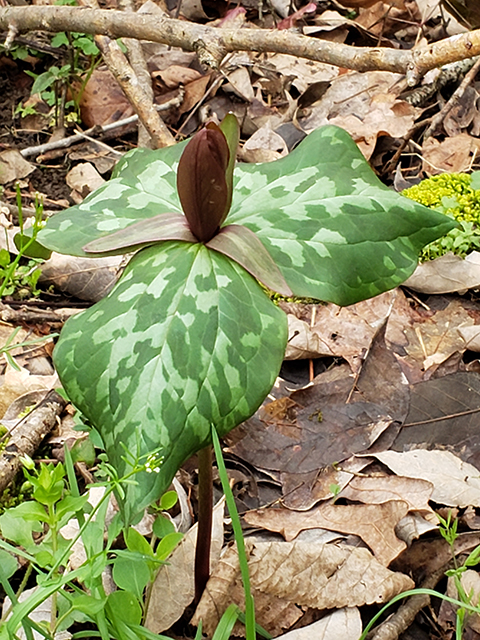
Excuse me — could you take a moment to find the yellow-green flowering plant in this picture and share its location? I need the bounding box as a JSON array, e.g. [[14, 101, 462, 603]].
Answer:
[[403, 171, 480, 260]]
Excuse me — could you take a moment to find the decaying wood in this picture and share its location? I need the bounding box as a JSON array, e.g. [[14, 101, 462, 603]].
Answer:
[[0, 390, 67, 493], [1, 6, 480, 84]]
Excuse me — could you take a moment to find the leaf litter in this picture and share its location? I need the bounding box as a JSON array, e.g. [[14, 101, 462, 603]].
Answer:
[[5, 0, 480, 638]]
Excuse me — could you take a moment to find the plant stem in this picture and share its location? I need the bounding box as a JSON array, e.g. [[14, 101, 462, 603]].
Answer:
[[194, 445, 213, 605]]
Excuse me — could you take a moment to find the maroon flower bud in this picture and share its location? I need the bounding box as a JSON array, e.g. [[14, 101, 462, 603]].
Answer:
[[177, 123, 230, 243]]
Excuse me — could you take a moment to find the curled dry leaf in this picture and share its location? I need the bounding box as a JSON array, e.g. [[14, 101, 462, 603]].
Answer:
[[245, 501, 409, 566], [0, 149, 35, 184], [373, 449, 480, 508], [193, 539, 414, 636], [403, 251, 480, 294], [40, 253, 122, 302], [422, 133, 480, 175], [339, 475, 435, 520], [274, 607, 362, 640]]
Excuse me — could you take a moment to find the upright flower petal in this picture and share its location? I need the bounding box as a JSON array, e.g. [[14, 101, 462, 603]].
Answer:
[[177, 124, 230, 243]]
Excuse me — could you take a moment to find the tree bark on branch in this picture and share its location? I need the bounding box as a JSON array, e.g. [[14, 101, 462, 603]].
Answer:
[[2, 5, 480, 85]]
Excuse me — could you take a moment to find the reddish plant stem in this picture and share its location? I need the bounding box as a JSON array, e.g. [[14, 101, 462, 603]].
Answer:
[[194, 445, 213, 605]]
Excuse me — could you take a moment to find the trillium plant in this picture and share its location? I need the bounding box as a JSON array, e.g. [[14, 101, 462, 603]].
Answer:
[[37, 116, 454, 528]]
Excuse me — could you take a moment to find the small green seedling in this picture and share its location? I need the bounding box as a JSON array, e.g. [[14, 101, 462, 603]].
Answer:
[[36, 116, 455, 523], [0, 450, 184, 640]]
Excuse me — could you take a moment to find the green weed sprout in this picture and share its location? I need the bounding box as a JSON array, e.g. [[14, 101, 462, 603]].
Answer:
[[403, 172, 480, 260]]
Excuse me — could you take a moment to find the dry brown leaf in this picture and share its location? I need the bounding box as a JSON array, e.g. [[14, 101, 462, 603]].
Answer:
[[79, 68, 134, 128], [0, 149, 35, 184], [0, 364, 59, 418], [245, 501, 408, 565], [404, 251, 480, 295], [224, 67, 255, 102], [241, 125, 288, 163], [340, 475, 435, 519], [193, 540, 412, 636], [301, 71, 418, 159], [152, 65, 202, 90], [40, 253, 122, 302], [422, 133, 480, 175], [145, 499, 224, 634], [280, 456, 371, 510], [373, 449, 480, 508], [385, 291, 474, 383], [66, 162, 105, 202], [248, 540, 414, 607], [458, 324, 480, 352], [275, 607, 362, 640], [283, 289, 396, 368], [192, 543, 302, 638]]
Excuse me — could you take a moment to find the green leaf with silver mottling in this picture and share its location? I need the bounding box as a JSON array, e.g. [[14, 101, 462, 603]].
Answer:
[[53, 241, 287, 522], [38, 142, 186, 257], [38, 126, 455, 304], [227, 126, 456, 305]]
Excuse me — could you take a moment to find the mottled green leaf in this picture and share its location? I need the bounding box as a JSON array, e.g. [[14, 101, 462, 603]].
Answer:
[[53, 242, 287, 521], [38, 125, 454, 304], [227, 126, 456, 305], [38, 142, 186, 257]]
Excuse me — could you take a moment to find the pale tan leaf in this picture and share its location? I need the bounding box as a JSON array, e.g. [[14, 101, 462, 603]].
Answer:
[[301, 71, 418, 159], [145, 498, 224, 634], [193, 540, 412, 636], [0, 149, 35, 184], [373, 449, 480, 507], [244, 501, 408, 566], [396, 513, 438, 545], [40, 252, 122, 302], [403, 252, 480, 295], [66, 162, 105, 202], [274, 607, 362, 640], [422, 133, 480, 175], [340, 475, 435, 518], [248, 540, 414, 608], [240, 125, 288, 163], [283, 289, 396, 368]]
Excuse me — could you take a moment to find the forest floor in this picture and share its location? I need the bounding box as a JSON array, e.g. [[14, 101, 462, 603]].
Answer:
[[2, 1, 480, 639]]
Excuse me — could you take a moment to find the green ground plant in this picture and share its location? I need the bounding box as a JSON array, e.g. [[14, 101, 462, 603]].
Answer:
[[402, 171, 480, 260], [31, 115, 455, 636], [0, 186, 50, 299], [0, 448, 185, 640], [14, 2, 100, 126]]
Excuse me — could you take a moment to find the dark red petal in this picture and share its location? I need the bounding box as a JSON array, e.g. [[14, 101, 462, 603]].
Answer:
[[177, 126, 230, 243]]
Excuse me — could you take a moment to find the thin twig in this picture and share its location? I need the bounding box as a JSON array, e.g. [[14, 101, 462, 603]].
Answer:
[[403, 407, 480, 427], [424, 56, 480, 139], [20, 92, 183, 158]]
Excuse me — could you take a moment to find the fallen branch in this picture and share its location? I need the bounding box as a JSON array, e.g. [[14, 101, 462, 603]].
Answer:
[[0, 390, 67, 493], [1, 6, 480, 84]]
